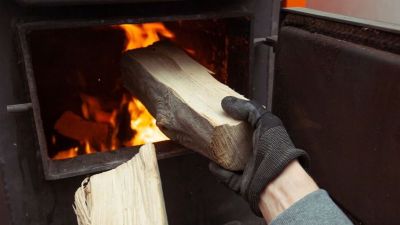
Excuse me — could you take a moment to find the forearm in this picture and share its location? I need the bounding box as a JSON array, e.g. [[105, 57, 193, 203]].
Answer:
[[212, 96, 352, 224], [259, 160, 353, 225], [259, 160, 318, 222]]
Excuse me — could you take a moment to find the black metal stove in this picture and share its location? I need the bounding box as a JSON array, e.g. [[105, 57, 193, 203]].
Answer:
[[3, 0, 400, 224], [0, 0, 277, 224]]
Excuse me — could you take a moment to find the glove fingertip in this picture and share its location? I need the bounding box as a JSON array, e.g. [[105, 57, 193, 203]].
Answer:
[[221, 96, 250, 121], [221, 96, 239, 111]]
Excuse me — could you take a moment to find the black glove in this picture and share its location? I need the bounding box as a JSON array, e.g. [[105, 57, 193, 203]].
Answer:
[[209, 96, 309, 217]]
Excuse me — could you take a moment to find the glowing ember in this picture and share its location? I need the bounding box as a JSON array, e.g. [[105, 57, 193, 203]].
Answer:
[[52, 23, 172, 160], [53, 147, 78, 160]]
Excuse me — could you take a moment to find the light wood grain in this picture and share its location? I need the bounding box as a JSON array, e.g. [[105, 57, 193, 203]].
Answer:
[[121, 42, 252, 170], [73, 143, 168, 225]]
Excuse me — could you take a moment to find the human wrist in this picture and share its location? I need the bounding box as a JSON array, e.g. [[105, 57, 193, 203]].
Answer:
[[258, 160, 318, 223]]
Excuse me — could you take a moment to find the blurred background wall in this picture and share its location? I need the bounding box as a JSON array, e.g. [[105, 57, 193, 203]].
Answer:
[[282, 0, 400, 25]]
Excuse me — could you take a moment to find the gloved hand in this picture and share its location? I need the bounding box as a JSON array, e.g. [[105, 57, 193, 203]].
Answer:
[[209, 96, 309, 217]]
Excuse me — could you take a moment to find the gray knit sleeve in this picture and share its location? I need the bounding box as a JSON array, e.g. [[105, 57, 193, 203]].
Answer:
[[270, 189, 353, 225]]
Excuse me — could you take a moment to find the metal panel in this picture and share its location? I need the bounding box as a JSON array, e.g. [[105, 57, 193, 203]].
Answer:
[[17, 0, 180, 6], [273, 12, 400, 224]]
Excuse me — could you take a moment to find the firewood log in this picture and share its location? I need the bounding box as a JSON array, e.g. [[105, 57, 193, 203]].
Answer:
[[121, 42, 252, 170], [73, 143, 168, 225], [54, 111, 110, 144]]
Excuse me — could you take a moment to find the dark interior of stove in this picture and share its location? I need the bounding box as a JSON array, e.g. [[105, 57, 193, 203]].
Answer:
[[27, 18, 250, 161]]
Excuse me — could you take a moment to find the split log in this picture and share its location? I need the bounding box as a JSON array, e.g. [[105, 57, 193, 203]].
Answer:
[[54, 111, 110, 144], [73, 143, 168, 225], [121, 42, 252, 170]]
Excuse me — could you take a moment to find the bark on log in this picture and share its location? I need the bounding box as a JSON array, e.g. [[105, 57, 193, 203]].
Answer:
[[121, 42, 252, 170], [73, 143, 168, 225]]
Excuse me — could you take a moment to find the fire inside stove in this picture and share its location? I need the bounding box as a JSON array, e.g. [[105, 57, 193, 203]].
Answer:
[[54, 23, 171, 160], [28, 18, 250, 160]]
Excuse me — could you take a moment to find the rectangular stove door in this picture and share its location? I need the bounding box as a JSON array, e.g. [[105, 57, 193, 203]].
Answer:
[[272, 8, 400, 225]]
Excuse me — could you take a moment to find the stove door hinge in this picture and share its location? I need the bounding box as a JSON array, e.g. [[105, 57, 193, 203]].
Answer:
[[261, 35, 278, 52], [254, 35, 278, 52]]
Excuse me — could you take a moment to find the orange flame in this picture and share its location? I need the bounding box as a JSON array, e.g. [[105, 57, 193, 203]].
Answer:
[[53, 22, 172, 160], [53, 147, 78, 160], [117, 22, 171, 146], [117, 23, 175, 51], [127, 98, 168, 145]]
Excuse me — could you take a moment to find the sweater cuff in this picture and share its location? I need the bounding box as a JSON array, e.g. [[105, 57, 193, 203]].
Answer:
[[270, 189, 353, 225]]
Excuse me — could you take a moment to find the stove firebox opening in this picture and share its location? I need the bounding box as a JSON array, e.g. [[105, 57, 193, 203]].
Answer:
[[27, 18, 250, 162]]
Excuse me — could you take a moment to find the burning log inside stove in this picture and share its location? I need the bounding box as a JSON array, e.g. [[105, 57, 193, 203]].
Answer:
[[45, 23, 174, 160], [121, 42, 252, 170], [52, 92, 169, 160], [55, 111, 110, 146]]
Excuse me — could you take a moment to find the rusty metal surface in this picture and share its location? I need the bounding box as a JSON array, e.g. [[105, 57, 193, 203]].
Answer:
[[273, 24, 400, 224]]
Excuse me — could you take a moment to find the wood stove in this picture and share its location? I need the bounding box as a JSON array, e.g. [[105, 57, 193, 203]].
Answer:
[[0, 0, 277, 224], [19, 17, 252, 180], [2, 0, 400, 224]]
